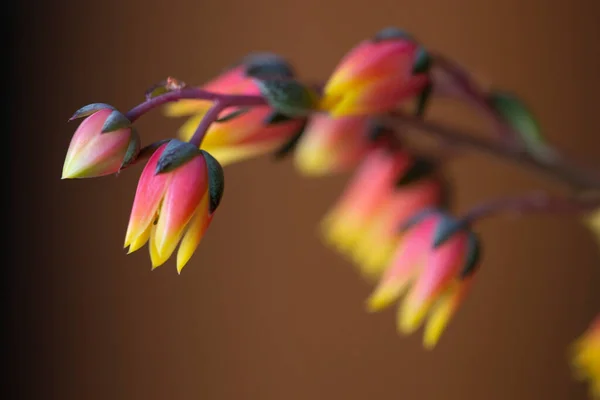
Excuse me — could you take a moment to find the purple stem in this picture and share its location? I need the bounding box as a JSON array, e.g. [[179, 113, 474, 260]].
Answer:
[[462, 192, 600, 224], [383, 112, 600, 190], [188, 102, 226, 147], [124, 88, 266, 122], [430, 53, 519, 146]]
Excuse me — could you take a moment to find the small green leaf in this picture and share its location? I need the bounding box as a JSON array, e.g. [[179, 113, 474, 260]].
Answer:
[[243, 53, 295, 79], [255, 78, 319, 118], [488, 91, 557, 161], [460, 232, 481, 278], [272, 120, 307, 160], [119, 128, 141, 171], [101, 110, 132, 133], [215, 108, 251, 123], [395, 157, 437, 187], [155, 139, 201, 175], [69, 103, 114, 121], [201, 150, 225, 213]]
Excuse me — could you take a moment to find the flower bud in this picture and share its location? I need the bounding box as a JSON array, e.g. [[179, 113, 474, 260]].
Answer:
[[62, 107, 135, 179]]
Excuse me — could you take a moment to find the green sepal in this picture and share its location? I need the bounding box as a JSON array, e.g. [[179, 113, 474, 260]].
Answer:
[[243, 52, 296, 79], [398, 208, 439, 233], [215, 107, 252, 123], [155, 139, 201, 175], [119, 128, 141, 171], [372, 27, 415, 42], [460, 232, 481, 278], [101, 110, 132, 133], [272, 120, 308, 160], [69, 103, 114, 121], [488, 91, 557, 161], [255, 78, 319, 118], [263, 111, 296, 125], [432, 214, 467, 248], [200, 150, 225, 214], [395, 157, 437, 187]]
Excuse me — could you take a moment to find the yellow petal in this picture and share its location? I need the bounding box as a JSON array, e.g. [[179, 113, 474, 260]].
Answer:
[[202, 143, 275, 167], [149, 225, 170, 269], [127, 222, 153, 254], [176, 195, 210, 274], [164, 100, 211, 117], [397, 296, 431, 335], [366, 280, 409, 312], [178, 114, 206, 142]]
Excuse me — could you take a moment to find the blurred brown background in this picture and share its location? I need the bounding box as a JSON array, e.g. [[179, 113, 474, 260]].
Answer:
[[8, 0, 600, 399]]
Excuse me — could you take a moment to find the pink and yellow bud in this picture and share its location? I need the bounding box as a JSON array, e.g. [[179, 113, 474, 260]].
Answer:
[[367, 210, 480, 348], [571, 315, 600, 399], [164, 62, 303, 166], [351, 178, 444, 279], [321, 34, 429, 117], [321, 148, 411, 255], [293, 114, 388, 176], [124, 142, 220, 273], [62, 107, 136, 179]]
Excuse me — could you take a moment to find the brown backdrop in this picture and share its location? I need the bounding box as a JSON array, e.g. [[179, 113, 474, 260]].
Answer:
[[10, 0, 600, 399]]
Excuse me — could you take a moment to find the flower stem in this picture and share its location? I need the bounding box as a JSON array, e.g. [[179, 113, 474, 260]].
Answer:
[[430, 53, 517, 145], [461, 192, 600, 224], [124, 88, 266, 122], [188, 102, 226, 147], [382, 112, 600, 191]]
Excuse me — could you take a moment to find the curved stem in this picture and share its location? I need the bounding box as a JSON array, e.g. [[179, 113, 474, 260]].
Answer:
[[124, 88, 266, 122], [462, 192, 600, 224], [430, 53, 517, 145], [382, 112, 600, 191], [189, 102, 226, 147]]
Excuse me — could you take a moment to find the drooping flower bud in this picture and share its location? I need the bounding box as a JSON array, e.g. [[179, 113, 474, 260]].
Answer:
[[367, 209, 481, 348], [62, 105, 137, 179], [163, 54, 305, 166], [124, 141, 224, 273], [293, 114, 386, 176], [320, 27, 429, 117]]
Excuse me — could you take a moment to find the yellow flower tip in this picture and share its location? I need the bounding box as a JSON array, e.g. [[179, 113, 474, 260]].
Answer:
[[570, 323, 600, 399], [366, 284, 401, 312], [397, 300, 429, 335], [423, 317, 447, 350]]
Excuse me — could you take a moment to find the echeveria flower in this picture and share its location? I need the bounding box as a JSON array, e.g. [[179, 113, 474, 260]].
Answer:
[[351, 178, 445, 279], [62, 107, 137, 179], [164, 58, 304, 166], [367, 210, 480, 348], [124, 141, 223, 273], [293, 113, 388, 176], [321, 148, 411, 254], [320, 29, 429, 117]]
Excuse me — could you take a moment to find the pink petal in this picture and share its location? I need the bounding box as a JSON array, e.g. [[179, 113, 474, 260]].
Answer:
[[124, 144, 171, 247], [153, 155, 209, 260]]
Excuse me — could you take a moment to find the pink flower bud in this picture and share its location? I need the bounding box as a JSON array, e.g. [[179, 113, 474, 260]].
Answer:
[[124, 143, 223, 273], [164, 61, 304, 166], [62, 108, 135, 179], [321, 36, 428, 117], [366, 210, 481, 348], [293, 113, 385, 176]]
